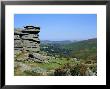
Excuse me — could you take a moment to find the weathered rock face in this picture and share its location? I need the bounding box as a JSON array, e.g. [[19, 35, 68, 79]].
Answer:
[[28, 53, 49, 63], [14, 26, 40, 54]]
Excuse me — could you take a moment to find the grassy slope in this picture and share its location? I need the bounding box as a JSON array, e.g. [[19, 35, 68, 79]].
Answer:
[[59, 38, 97, 60]]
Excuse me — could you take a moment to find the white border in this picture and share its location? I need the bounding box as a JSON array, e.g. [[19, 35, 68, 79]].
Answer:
[[5, 5, 106, 85]]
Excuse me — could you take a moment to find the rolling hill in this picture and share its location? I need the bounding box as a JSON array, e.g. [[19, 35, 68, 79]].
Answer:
[[40, 38, 97, 61]]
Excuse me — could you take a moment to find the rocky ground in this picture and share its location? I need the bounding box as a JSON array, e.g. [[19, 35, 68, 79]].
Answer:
[[14, 50, 97, 76]]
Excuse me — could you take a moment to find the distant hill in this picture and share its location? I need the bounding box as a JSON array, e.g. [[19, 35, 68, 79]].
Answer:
[[40, 38, 97, 61], [41, 40, 74, 44], [61, 38, 97, 60], [62, 38, 97, 51]]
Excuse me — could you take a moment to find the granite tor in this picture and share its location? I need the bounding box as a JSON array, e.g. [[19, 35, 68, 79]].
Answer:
[[14, 25, 40, 54]]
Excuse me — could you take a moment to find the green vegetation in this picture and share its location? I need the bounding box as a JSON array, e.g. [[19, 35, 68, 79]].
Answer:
[[41, 38, 97, 60], [14, 38, 97, 76]]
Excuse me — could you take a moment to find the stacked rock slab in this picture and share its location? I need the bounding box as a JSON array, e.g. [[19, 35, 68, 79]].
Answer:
[[14, 25, 40, 54]]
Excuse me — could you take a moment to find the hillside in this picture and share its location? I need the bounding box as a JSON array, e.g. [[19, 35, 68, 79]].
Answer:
[[40, 38, 97, 61], [15, 38, 97, 76]]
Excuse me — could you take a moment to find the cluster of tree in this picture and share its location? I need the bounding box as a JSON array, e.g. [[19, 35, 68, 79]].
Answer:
[[40, 43, 71, 57]]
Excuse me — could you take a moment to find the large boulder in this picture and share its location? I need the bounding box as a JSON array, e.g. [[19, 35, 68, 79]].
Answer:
[[28, 53, 48, 63]]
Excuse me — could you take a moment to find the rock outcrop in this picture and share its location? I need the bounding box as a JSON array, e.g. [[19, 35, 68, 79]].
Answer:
[[28, 53, 49, 63], [14, 25, 40, 54], [14, 25, 49, 63]]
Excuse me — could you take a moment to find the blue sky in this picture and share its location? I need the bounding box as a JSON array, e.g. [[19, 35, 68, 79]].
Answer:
[[14, 14, 97, 41]]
